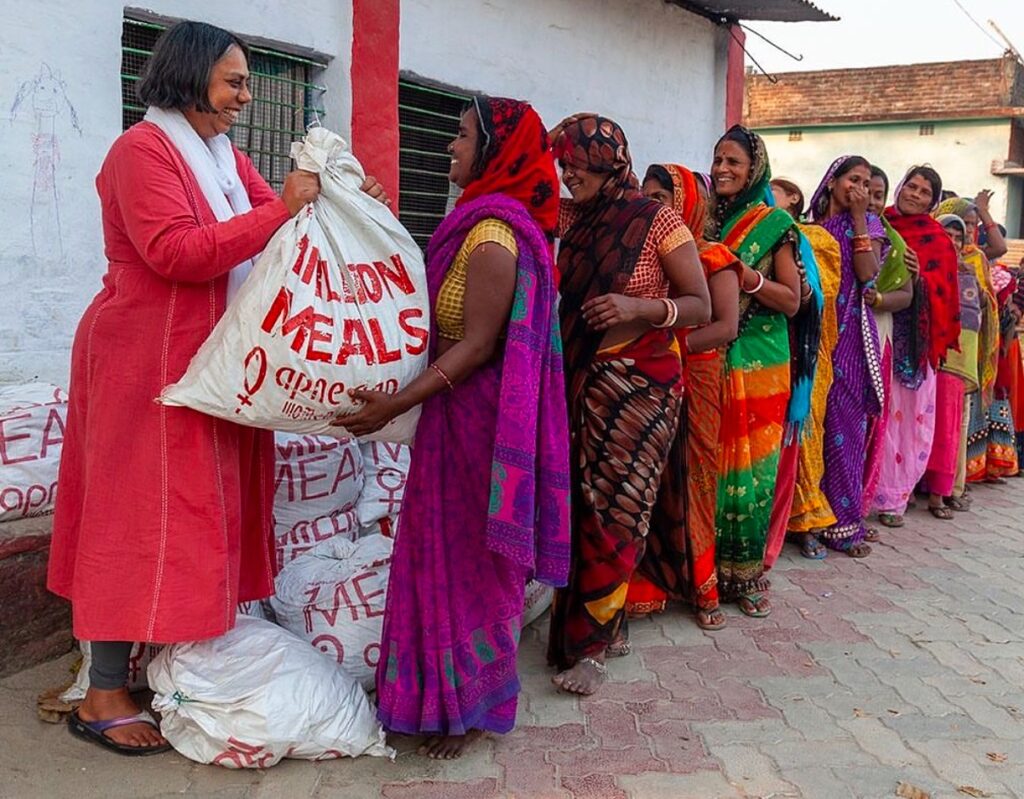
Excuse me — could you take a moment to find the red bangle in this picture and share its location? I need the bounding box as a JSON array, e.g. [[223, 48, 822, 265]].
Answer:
[[430, 363, 454, 392], [985, 222, 999, 231]]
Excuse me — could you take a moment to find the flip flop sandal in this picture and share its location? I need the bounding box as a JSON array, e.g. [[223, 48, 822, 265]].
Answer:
[[928, 505, 954, 520], [799, 536, 828, 560], [944, 496, 971, 512], [877, 513, 904, 528], [864, 528, 881, 543], [68, 709, 171, 756], [846, 543, 872, 559], [696, 609, 728, 631], [738, 594, 772, 618]]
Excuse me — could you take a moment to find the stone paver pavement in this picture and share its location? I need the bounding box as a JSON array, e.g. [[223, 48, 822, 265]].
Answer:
[[3, 482, 1024, 798]]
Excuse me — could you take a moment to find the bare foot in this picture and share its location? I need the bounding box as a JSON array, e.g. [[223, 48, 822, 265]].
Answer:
[[552, 656, 607, 695], [77, 687, 167, 749], [418, 729, 483, 759]]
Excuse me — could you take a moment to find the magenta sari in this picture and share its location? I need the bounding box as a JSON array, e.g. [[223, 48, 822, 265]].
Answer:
[[375, 195, 571, 736]]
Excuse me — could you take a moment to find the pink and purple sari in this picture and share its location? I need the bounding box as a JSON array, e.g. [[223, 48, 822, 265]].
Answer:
[[375, 194, 571, 736], [808, 158, 886, 550]]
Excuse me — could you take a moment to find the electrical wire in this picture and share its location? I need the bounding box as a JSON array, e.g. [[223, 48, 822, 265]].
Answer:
[[950, 0, 1007, 50]]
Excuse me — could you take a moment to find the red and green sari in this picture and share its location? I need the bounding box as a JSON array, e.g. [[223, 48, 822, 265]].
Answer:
[[715, 194, 794, 599]]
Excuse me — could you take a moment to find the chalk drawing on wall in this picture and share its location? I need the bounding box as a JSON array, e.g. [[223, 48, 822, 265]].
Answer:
[[10, 63, 82, 268]]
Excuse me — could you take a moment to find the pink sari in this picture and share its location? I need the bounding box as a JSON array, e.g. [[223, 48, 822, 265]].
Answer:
[[872, 367, 937, 514], [924, 371, 966, 496]]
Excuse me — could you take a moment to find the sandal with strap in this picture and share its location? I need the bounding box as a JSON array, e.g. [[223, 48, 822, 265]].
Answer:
[[864, 527, 881, 543], [798, 534, 828, 560], [737, 593, 772, 618], [68, 709, 172, 757], [928, 504, 954, 520], [945, 495, 971, 512], [696, 607, 727, 631], [877, 513, 904, 528]]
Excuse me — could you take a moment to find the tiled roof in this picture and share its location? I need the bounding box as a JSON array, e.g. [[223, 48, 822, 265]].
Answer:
[[745, 56, 1024, 128]]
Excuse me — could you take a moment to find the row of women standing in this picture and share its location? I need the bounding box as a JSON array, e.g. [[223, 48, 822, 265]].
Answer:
[[53, 20, 1019, 764]]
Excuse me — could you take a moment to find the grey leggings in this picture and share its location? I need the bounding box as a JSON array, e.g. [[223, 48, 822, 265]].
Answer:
[[88, 641, 133, 690]]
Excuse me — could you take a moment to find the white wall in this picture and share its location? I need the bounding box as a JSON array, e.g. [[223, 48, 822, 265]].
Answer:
[[757, 120, 1015, 231], [400, 0, 730, 177], [0, 0, 353, 387]]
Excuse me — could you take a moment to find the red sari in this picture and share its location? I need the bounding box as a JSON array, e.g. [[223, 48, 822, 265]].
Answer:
[[48, 122, 290, 642]]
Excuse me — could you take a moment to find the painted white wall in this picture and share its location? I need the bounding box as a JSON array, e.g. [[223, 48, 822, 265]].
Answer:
[[0, 0, 353, 387], [757, 120, 1016, 232], [400, 0, 730, 177]]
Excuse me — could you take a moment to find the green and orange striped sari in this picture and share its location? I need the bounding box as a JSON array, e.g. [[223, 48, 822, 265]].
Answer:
[[715, 203, 793, 600]]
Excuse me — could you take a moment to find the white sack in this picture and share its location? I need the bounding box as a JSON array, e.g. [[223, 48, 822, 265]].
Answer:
[[273, 432, 364, 529], [0, 383, 66, 522], [60, 605, 267, 703], [160, 127, 429, 444], [522, 580, 555, 628], [271, 534, 392, 690], [356, 441, 410, 530], [148, 615, 392, 767], [276, 507, 360, 572]]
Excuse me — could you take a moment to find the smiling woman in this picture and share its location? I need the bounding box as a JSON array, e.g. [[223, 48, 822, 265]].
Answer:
[[46, 20, 328, 757]]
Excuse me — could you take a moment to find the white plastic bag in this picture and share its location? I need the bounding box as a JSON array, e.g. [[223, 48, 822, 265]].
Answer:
[[148, 616, 392, 767], [273, 432, 363, 569], [160, 127, 430, 444], [356, 441, 410, 531], [59, 605, 267, 703], [271, 534, 392, 690], [0, 383, 66, 522], [276, 507, 359, 572], [522, 580, 554, 627], [273, 432, 363, 528]]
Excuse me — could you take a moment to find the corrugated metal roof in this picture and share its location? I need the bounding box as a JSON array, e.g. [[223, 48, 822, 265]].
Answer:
[[671, 0, 838, 23]]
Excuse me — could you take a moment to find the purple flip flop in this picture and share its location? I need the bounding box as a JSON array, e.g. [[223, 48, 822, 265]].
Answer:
[[68, 708, 172, 756]]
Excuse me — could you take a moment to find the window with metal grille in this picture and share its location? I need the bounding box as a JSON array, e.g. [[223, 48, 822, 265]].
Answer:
[[121, 16, 327, 190], [919, 123, 935, 136], [788, 130, 803, 142], [398, 79, 470, 250]]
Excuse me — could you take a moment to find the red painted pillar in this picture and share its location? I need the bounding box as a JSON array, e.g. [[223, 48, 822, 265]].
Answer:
[[725, 24, 746, 128], [351, 0, 400, 207]]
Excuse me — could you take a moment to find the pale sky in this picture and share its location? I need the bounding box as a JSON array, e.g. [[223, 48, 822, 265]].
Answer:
[[745, 0, 1024, 74]]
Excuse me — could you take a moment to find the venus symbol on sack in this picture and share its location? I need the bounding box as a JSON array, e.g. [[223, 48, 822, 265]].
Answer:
[[235, 346, 268, 414]]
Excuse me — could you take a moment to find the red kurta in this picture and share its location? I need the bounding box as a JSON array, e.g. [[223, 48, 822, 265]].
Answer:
[[47, 122, 291, 643]]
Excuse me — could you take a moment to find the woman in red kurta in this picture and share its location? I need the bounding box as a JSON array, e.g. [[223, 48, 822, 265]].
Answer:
[[47, 22, 322, 755]]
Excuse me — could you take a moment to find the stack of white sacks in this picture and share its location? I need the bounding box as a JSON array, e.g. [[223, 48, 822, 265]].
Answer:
[[269, 433, 407, 689]]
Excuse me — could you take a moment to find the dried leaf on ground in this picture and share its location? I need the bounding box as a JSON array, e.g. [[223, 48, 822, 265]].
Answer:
[[853, 707, 869, 718], [35, 684, 78, 724], [986, 752, 1008, 763], [896, 781, 931, 799], [958, 787, 990, 798]]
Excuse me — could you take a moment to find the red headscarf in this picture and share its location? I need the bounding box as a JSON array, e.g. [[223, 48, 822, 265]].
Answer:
[[455, 97, 559, 239], [884, 203, 961, 370]]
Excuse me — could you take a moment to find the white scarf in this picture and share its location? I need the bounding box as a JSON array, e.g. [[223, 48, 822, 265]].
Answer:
[[144, 106, 254, 302]]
